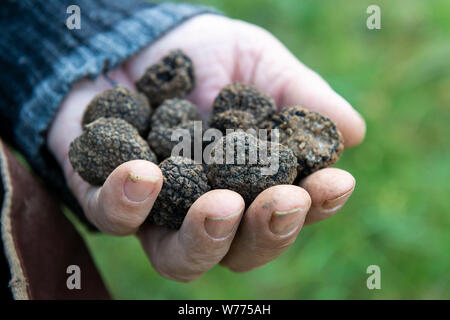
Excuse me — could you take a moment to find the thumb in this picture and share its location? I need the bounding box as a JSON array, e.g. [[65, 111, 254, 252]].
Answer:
[[68, 160, 163, 235]]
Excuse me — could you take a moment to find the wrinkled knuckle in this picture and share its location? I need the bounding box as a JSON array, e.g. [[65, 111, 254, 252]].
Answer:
[[223, 263, 250, 274], [153, 259, 200, 283], [152, 261, 179, 282], [183, 249, 216, 270], [103, 209, 140, 235], [258, 236, 296, 252]]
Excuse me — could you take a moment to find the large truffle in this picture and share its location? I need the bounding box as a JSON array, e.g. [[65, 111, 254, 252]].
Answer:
[[148, 99, 203, 160], [150, 156, 210, 229], [82, 86, 151, 136], [271, 106, 344, 177], [207, 131, 298, 205], [135, 50, 195, 106], [69, 117, 157, 185], [210, 83, 276, 132]]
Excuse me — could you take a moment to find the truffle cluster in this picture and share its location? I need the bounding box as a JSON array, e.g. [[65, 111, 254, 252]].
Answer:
[[68, 49, 346, 230], [69, 50, 208, 230], [208, 82, 344, 179]]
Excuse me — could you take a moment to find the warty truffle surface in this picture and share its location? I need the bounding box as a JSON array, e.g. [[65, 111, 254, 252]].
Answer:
[[271, 106, 344, 177], [82, 86, 151, 136], [211, 82, 276, 131], [148, 99, 203, 160], [135, 50, 195, 106], [150, 156, 210, 229], [69, 117, 157, 185], [207, 131, 298, 205]]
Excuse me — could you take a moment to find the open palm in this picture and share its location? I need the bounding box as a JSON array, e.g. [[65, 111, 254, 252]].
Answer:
[[48, 14, 365, 281]]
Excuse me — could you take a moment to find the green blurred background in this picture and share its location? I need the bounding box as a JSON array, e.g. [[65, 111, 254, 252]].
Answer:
[[73, 0, 450, 299]]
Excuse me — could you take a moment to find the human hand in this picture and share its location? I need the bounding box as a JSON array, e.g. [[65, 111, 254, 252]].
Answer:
[[48, 14, 365, 281]]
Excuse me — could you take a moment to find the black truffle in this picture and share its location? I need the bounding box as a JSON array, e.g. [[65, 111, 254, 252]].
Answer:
[[148, 99, 203, 160], [207, 131, 298, 205], [69, 117, 157, 185], [82, 86, 151, 136], [210, 82, 276, 132], [150, 156, 210, 229], [150, 98, 200, 128], [271, 106, 344, 178], [148, 120, 202, 160], [135, 50, 195, 106], [210, 109, 257, 132]]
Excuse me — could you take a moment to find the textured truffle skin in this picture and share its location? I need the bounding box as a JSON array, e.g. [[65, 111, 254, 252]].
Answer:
[[211, 82, 276, 130], [82, 86, 151, 136], [271, 106, 344, 177], [69, 117, 157, 185], [148, 99, 203, 160], [151, 98, 200, 128], [148, 120, 201, 160], [210, 109, 257, 133], [135, 50, 195, 106], [150, 156, 210, 229], [207, 131, 298, 205]]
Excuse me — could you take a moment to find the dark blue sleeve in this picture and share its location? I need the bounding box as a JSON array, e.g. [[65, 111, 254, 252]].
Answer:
[[0, 0, 217, 227]]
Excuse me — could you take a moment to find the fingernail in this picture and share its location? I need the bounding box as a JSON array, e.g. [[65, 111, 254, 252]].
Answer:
[[205, 209, 242, 240], [270, 207, 307, 236], [124, 172, 159, 202], [321, 188, 354, 213]]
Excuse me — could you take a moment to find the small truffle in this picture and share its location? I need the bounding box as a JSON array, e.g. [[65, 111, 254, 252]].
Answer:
[[150, 98, 200, 128], [82, 86, 151, 136], [207, 131, 298, 205], [148, 99, 203, 160], [210, 109, 257, 132], [211, 83, 276, 131], [135, 50, 195, 106], [150, 156, 210, 229], [69, 117, 157, 185], [271, 106, 344, 177], [148, 120, 203, 160]]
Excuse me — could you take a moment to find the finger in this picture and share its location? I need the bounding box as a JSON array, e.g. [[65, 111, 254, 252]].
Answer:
[[68, 160, 163, 235], [138, 190, 245, 282], [220, 185, 311, 273], [299, 168, 355, 225]]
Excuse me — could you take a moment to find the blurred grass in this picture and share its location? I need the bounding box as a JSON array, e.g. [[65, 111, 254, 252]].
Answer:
[[75, 0, 450, 299]]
